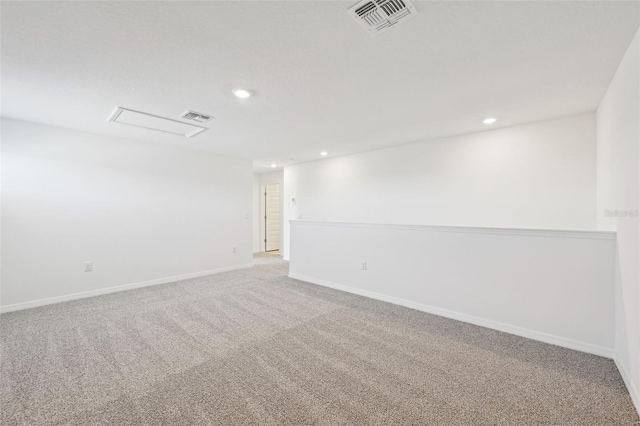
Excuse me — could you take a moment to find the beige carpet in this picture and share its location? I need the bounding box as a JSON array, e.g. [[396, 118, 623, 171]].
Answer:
[[253, 251, 283, 265], [254, 251, 280, 257], [1, 261, 638, 425]]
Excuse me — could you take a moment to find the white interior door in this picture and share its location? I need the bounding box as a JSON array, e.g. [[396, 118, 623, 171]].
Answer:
[[265, 183, 280, 252]]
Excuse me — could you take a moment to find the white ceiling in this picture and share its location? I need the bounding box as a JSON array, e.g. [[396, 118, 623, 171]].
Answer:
[[2, 1, 638, 172]]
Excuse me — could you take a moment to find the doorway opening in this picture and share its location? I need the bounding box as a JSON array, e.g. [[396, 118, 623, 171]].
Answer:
[[264, 183, 280, 252]]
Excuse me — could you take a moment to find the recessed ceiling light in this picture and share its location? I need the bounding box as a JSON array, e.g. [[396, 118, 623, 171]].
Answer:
[[233, 89, 253, 99], [483, 117, 497, 125], [320, 151, 328, 156], [270, 163, 277, 168]]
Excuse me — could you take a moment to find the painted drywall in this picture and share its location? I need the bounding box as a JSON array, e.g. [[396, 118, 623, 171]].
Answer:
[[252, 171, 284, 253], [1, 118, 253, 310], [284, 113, 597, 258], [289, 221, 616, 357], [596, 29, 640, 412], [252, 175, 261, 253], [3, 2, 640, 165]]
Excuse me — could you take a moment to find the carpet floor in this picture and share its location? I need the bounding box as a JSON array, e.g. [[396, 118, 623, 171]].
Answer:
[[1, 261, 638, 425]]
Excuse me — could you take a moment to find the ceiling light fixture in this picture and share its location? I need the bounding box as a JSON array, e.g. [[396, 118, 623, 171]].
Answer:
[[483, 117, 497, 125], [233, 89, 253, 99], [270, 163, 277, 168], [320, 151, 328, 156]]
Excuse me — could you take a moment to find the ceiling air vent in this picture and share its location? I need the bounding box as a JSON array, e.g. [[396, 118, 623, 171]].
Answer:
[[180, 110, 213, 123], [348, 0, 417, 36]]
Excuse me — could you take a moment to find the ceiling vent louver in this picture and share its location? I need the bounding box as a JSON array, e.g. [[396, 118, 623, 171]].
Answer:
[[180, 110, 213, 123], [348, 0, 417, 36]]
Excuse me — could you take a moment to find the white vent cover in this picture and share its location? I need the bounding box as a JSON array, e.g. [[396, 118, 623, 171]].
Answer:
[[348, 0, 417, 36], [180, 110, 213, 123], [107, 107, 207, 138]]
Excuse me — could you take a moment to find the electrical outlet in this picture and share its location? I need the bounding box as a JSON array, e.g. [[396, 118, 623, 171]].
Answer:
[[232, 246, 237, 253], [84, 262, 93, 272], [361, 261, 367, 271]]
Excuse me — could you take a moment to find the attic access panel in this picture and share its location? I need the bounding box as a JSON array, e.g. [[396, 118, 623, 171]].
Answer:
[[107, 107, 207, 137]]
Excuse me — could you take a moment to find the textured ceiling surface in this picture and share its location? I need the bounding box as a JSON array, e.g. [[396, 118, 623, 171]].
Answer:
[[1, 1, 639, 170]]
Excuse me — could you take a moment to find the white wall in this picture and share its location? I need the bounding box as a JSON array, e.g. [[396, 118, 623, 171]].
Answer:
[[289, 221, 616, 357], [252, 170, 284, 253], [597, 29, 640, 412], [252, 174, 261, 253], [1, 118, 253, 311], [284, 113, 597, 258]]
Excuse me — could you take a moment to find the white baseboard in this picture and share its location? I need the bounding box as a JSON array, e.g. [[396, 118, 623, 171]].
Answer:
[[289, 273, 614, 359], [0, 263, 254, 314], [614, 355, 640, 416]]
